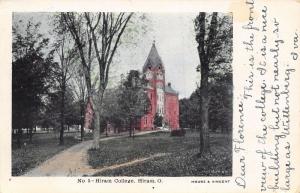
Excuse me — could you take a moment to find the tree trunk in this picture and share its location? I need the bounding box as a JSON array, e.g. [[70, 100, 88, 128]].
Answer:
[[80, 102, 85, 141], [199, 56, 210, 156], [195, 12, 218, 157], [17, 128, 22, 148], [59, 85, 66, 145], [132, 118, 135, 139], [29, 127, 33, 143], [80, 123, 84, 141], [91, 91, 104, 149], [200, 96, 210, 154], [129, 119, 133, 137], [92, 109, 100, 149]]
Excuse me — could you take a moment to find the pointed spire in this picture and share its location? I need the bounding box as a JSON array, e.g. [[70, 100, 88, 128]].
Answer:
[[143, 41, 164, 72]]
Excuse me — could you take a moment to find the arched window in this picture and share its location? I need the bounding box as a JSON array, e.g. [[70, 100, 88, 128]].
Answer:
[[146, 71, 152, 79], [157, 72, 163, 80]]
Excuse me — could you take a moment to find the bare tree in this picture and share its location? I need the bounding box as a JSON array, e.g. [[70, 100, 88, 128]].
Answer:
[[70, 65, 87, 140], [51, 15, 79, 145], [62, 12, 133, 148], [54, 36, 77, 145]]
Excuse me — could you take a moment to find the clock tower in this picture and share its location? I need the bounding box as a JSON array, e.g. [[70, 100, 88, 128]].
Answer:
[[139, 41, 179, 130]]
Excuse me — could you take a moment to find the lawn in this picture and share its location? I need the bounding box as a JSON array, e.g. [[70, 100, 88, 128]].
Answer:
[[88, 131, 232, 176], [12, 133, 80, 176]]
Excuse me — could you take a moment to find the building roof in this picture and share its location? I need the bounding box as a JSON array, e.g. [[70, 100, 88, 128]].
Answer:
[[165, 83, 178, 95], [143, 42, 164, 72]]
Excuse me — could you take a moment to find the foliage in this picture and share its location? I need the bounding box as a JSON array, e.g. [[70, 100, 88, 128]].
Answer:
[[61, 12, 135, 148], [102, 70, 150, 135], [179, 90, 201, 129], [102, 88, 124, 131], [208, 73, 232, 133], [195, 13, 233, 74], [42, 87, 81, 130], [101, 70, 150, 135], [118, 70, 150, 124], [194, 12, 233, 155], [179, 73, 232, 133], [12, 20, 55, 147]]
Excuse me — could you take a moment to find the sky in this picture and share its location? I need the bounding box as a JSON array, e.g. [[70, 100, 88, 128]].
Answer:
[[13, 12, 200, 99]]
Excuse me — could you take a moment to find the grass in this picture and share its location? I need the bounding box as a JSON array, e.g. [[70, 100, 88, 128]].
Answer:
[[88, 131, 232, 176], [12, 133, 80, 176]]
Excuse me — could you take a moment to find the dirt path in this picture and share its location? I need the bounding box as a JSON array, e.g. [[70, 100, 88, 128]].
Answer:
[[94, 153, 170, 175], [24, 130, 163, 177]]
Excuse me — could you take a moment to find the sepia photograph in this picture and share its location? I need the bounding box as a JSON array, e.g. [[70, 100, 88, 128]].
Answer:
[[11, 12, 233, 177]]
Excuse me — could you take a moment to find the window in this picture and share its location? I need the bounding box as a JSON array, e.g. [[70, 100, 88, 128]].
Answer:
[[157, 72, 163, 80], [145, 104, 150, 112], [146, 71, 153, 79], [156, 82, 162, 88]]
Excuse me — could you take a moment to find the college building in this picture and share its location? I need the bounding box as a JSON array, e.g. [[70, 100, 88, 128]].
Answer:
[[139, 42, 179, 130]]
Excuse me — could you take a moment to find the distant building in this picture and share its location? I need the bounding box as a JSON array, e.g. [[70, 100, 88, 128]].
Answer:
[[139, 42, 179, 130]]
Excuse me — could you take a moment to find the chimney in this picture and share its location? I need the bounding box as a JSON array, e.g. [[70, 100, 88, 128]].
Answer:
[[167, 82, 171, 87]]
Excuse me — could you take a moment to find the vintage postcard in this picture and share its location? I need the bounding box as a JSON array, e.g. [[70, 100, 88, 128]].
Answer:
[[0, 0, 299, 193]]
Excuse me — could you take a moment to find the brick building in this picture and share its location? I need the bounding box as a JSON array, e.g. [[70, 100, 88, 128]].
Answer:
[[139, 42, 179, 130]]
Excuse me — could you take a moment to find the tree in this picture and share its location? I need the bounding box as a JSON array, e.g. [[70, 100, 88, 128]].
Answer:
[[43, 86, 79, 130], [194, 12, 233, 156], [179, 75, 232, 133], [12, 20, 54, 147], [69, 63, 88, 140], [117, 70, 150, 137], [208, 73, 232, 133], [51, 18, 78, 145], [179, 89, 201, 130], [102, 88, 124, 134], [61, 12, 134, 148]]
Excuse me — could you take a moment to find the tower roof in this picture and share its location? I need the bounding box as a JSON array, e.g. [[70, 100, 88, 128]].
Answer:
[[143, 41, 164, 72], [165, 82, 178, 95]]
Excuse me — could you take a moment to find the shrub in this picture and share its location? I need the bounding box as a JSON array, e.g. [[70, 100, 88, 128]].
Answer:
[[170, 129, 186, 137]]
